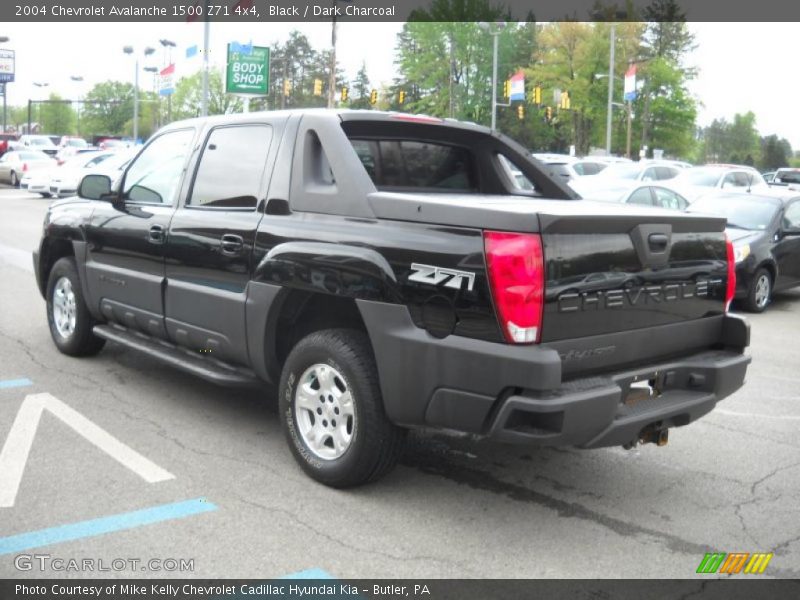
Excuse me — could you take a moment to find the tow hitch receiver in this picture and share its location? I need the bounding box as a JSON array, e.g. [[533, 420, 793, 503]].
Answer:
[[623, 425, 669, 449]]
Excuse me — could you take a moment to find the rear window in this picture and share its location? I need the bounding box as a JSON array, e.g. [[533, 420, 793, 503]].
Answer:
[[775, 169, 800, 184], [350, 139, 477, 192]]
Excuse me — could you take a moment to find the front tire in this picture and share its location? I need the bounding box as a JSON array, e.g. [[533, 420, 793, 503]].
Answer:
[[279, 329, 405, 487], [40, 192, 52, 198], [743, 267, 772, 313], [46, 257, 106, 356], [9, 171, 18, 187]]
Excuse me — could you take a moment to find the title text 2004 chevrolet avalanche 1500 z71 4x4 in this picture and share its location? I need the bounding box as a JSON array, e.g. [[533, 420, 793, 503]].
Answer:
[[33, 110, 751, 487]]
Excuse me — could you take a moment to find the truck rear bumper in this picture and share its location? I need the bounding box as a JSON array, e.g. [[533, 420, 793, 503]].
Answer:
[[487, 349, 750, 448], [357, 300, 750, 449]]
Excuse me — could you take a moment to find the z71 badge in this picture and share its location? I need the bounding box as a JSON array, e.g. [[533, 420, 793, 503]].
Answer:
[[409, 263, 476, 291]]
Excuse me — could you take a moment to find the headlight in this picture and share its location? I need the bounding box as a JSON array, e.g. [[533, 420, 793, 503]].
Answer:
[[734, 244, 750, 263]]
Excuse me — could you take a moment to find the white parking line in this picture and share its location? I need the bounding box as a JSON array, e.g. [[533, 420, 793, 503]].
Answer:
[[0, 393, 175, 508]]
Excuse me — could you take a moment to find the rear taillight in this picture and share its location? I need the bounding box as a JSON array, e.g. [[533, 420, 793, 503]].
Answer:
[[22, 163, 28, 172], [484, 231, 545, 344], [725, 234, 736, 311]]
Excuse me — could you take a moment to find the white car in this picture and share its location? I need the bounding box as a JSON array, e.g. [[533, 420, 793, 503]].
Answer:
[[671, 165, 768, 202], [569, 161, 682, 198], [0, 151, 56, 187], [47, 151, 119, 198]]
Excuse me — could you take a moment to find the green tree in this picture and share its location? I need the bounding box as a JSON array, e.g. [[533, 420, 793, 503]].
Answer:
[[758, 135, 791, 170], [348, 62, 372, 110], [37, 94, 77, 135], [171, 68, 242, 119], [80, 81, 135, 137]]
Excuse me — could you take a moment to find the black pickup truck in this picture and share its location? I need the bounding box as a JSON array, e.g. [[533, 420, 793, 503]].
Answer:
[[33, 110, 751, 486]]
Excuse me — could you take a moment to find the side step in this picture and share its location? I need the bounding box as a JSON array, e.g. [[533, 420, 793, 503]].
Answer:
[[93, 324, 263, 388]]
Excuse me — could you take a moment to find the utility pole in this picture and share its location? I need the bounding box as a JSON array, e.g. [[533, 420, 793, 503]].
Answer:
[[626, 101, 632, 159], [201, 5, 210, 117], [605, 23, 616, 155], [327, 11, 337, 108], [479, 21, 506, 132]]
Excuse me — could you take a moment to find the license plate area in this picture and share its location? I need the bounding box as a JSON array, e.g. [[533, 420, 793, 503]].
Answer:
[[622, 371, 665, 407]]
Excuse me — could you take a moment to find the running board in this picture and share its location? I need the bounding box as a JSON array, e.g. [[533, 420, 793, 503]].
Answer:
[[93, 324, 262, 388]]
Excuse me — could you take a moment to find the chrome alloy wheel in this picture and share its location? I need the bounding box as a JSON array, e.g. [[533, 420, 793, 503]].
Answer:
[[754, 273, 771, 309], [52, 276, 77, 338], [294, 363, 355, 460]]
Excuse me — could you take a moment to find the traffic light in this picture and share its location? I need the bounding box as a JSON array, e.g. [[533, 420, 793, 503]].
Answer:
[[545, 106, 553, 122], [313, 78, 322, 96], [283, 79, 292, 97], [341, 87, 348, 102], [370, 89, 378, 105], [503, 79, 510, 99], [398, 90, 405, 104], [534, 85, 542, 105], [560, 90, 571, 110], [517, 105, 525, 120]]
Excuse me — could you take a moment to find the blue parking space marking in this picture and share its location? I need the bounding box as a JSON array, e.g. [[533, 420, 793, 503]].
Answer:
[[280, 568, 335, 579], [0, 497, 217, 555], [0, 378, 33, 390]]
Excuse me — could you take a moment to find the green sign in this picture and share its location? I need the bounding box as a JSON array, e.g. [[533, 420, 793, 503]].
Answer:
[[225, 44, 269, 96]]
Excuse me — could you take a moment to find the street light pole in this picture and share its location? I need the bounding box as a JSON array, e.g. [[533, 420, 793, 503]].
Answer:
[[479, 21, 506, 132], [328, 11, 337, 109], [605, 23, 616, 155], [0, 36, 8, 133]]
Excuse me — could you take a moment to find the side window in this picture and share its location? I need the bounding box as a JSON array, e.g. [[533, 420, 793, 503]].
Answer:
[[783, 202, 800, 229], [123, 129, 194, 204], [189, 125, 273, 209], [641, 167, 657, 182], [628, 187, 653, 206], [497, 154, 537, 192], [572, 163, 586, 176]]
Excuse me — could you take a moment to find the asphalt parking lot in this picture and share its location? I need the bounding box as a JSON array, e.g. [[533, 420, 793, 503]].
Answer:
[[0, 186, 798, 580]]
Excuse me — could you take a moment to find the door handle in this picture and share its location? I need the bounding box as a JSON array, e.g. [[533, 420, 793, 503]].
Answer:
[[220, 234, 244, 256], [148, 224, 165, 244]]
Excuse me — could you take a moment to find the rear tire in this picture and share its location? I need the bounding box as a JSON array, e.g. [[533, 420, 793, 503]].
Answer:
[[279, 329, 405, 487], [743, 268, 771, 313], [46, 257, 106, 356], [40, 192, 52, 198], [9, 171, 18, 187]]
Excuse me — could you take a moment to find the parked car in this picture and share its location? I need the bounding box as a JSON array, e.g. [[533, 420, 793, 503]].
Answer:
[[0, 133, 18, 157], [570, 161, 682, 198], [672, 165, 768, 203], [571, 159, 608, 176], [0, 150, 56, 186], [47, 151, 118, 197], [688, 191, 800, 312], [19, 135, 59, 157], [97, 138, 129, 151], [592, 184, 690, 211], [770, 168, 800, 189]]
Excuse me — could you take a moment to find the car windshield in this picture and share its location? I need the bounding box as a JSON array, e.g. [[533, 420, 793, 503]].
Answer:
[[688, 196, 779, 230], [597, 164, 641, 180], [66, 139, 88, 147], [28, 137, 55, 146], [676, 169, 722, 187], [64, 153, 110, 168], [19, 151, 52, 161]]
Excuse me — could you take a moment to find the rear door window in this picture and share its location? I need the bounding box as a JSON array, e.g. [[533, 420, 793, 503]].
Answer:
[[628, 187, 653, 206], [188, 124, 273, 209], [350, 139, 477, 192]]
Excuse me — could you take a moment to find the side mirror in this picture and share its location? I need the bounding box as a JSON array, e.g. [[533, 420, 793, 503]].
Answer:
[[78, 174, 114, 201]]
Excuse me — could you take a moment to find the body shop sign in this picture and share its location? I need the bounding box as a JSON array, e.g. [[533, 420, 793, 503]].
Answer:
[[225, 44, 269, 95]]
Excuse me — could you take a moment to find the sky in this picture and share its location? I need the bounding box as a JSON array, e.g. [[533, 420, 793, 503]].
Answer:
[[1, 21, 798, 150]]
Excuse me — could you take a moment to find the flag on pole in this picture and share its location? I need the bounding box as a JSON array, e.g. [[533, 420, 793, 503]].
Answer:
[[624, 65, 637, 101], [159, 64, 175, 96], [509, 70, 525, 102]]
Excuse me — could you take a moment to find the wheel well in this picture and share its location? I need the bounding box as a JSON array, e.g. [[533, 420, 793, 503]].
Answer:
[[39, 239, 74, 293], [271, 291, 369, 371]]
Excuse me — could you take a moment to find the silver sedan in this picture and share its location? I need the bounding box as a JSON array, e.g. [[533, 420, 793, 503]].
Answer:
[[0, 150, 56, 187]]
